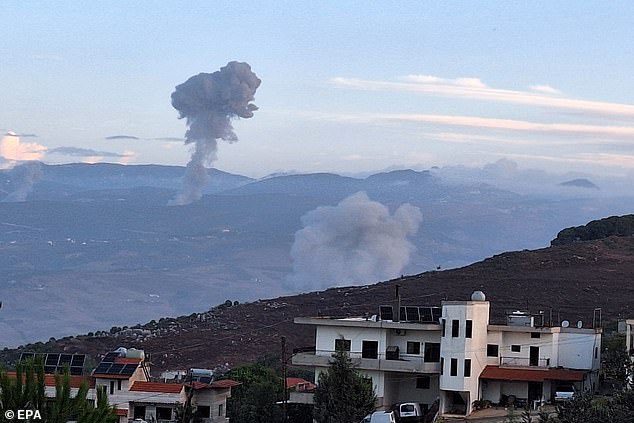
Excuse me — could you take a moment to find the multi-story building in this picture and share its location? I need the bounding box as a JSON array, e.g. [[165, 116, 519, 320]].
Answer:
[[292, 291, 602, 417]]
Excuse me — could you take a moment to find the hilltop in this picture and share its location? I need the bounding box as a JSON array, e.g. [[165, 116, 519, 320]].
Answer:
[[3, 235, 633, 371]]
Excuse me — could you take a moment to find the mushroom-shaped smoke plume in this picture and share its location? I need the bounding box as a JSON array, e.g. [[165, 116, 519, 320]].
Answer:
[[169, 61, 261, 205]]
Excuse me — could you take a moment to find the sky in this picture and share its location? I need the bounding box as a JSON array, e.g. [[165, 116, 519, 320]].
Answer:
[[2, 1, 634, 178]]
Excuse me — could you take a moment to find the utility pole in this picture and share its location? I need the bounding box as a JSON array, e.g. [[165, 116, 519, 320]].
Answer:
[[281, 335, 288, 421]]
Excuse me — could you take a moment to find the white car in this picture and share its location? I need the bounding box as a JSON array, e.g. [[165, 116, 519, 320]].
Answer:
[[554, 385, 576, 402], [368, 411, 397, 423]]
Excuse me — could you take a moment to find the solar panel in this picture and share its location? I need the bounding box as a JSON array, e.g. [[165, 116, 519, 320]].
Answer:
[[59, 354, 73, 365], [94, 363, 112, 374], [71, 355, 85, 367], [44, 366, 56, 374], [108, 363, 125, 374], [419, 307, 433, 322], [46, 354, 60, 366], [120, 364, 138, 375], [102, 352, 119, 363], [69, 367, 83, 376], [19, 352, 35, 361], [379, 306, 393, 321], [405, 306, 420, 321]]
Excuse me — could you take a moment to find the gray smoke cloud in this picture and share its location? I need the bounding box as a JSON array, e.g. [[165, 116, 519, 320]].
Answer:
[[169, 61, 261, 205], [287, 192, 422, 292], [2, 161, 42, 202]]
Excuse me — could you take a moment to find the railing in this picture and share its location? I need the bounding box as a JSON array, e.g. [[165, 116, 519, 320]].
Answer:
[[499, 356, 550, 367], [292, 350, 441, 373]]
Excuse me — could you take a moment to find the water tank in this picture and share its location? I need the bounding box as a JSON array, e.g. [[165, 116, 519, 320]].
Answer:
[[471, 291, 486, 301], [126, 348, 145, 360]]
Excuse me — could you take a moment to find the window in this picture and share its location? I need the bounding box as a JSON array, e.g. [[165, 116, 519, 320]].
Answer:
[[594, 347, 598, 359], [441, 319, 446, 337], [450, 358, 458, 376], [464, 359, 471, 377], [197, 406, 211, 418], [487, 344, 499, 357], [117, 379, 122, 391], [531, 332, 541, 339], [362, 341, 378, 359], [440, 357, 444, 375], [416, 375, 430, 389], [452, 320, 460, 337], [335, 338, 351, 352], [133, 406, 146, 420], [406, 341, 421, 355], [156, 407, 172, 420], [511, 345, 521, 352], [218, 403, 225, 417], [109, 381, 114, 395], [465, 320, 472, 338], [424, 342, 441, 362]]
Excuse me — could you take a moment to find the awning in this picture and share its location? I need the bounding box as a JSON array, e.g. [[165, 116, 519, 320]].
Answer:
[[480, 366, 585, 382]]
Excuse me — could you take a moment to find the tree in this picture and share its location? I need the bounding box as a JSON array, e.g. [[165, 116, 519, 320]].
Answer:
[[225, 363, 283, 423], [313, 349, 376, 423]]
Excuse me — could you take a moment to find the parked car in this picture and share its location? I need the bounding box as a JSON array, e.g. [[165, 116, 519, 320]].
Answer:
[[555, 385, 576, 402], [368, 411, 398, 423], [395, 402, 423, 422]]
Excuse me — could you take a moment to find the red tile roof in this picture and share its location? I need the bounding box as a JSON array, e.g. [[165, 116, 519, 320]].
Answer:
[[130, 381, 184, 394], [480, 366, 585, 382], [6, 372, 94, 389], [92, 373, 131, 380], [115, 409, 128, 417], [286, 378, 316, 391], [210, 379, 241, 389]]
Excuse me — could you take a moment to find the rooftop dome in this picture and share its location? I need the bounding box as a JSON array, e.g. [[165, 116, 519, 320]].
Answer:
[[471, 290, 486, 301]]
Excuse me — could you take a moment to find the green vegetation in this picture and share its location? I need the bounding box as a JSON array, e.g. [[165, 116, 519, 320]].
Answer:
[[552, 214, 634, 245], [224, 363, 284, 423], [0, 358, 116, 423], [313, 349, 376, 423]]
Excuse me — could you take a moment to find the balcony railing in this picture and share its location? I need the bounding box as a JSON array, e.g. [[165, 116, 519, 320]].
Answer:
[[499, 356, 550, 367], [292, 350, 440, 374]]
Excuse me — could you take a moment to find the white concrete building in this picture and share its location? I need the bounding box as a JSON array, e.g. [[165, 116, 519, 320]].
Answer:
[[292, 291, 602, 417]]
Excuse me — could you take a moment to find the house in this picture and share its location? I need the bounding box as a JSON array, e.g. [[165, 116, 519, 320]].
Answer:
[[292, 291, 601, 417], [8, 348, 239, 423], [625, 318, 634, 358]]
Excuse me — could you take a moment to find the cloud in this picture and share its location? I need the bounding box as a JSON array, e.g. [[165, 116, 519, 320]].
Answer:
[[316, 111, 634, 139], [0, 132, 47, 163], [48, 147, 132, 158], [529, 85, 562, 95], [332, 75, 634, 118], [287, 192, 422, 292], [105, 135, 140, 140], [151, 137, 184, 142], [18, 133, 38, 138]]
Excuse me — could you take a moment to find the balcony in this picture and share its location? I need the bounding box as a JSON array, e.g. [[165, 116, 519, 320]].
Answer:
[[499, 356, 550, 368], [292, 350, 440, 374]]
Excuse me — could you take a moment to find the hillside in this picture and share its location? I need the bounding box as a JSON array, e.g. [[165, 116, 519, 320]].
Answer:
[[3, 235, 634, 372]]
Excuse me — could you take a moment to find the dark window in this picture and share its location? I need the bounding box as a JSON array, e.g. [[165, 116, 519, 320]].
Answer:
[[406, 341, 421, 355], [450, 358, 458, 376], [424, 342, 441, 362], [441, 319, 446, 337], [511, 345, 521, 352], [109, 381, 114, 395], [487, 344, 499, 357], [197, 406, 211, 418], [594, 347, 598, 359], [452, 320, 460, 337], [117, 379, 122, 391], [133, 406, 146, 420], [465, 320, 473, 338], [156, 408, 172, 420], [335, 338, 351, 352], [440, 357, 444, 375], [218, 403, 225, 417], [531, 332, 541, 338], [416, 375, 431, 389], [464, 359, 471, 377], [362, 341, 378, 359]]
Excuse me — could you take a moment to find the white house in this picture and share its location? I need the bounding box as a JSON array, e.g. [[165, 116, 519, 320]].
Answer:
[[292, 291, 601, 417]]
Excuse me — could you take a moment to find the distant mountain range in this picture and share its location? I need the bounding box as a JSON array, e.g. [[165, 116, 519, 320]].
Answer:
[[1, 162, 633, 347]]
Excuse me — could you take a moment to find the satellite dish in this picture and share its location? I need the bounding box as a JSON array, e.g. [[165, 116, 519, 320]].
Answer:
[[561, 320, 570, 328], [577, 320, 583, 328]]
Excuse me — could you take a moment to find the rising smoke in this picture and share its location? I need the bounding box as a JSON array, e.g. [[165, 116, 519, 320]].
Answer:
[[2, 161, 42, 202], [287, 192, 422, 292], [169, 61, 261, 205]]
